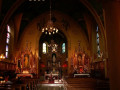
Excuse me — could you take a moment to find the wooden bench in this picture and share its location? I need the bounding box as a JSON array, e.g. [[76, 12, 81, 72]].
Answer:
[[63, 77, 110, 90]]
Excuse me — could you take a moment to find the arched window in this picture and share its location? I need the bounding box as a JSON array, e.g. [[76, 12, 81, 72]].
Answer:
[[5, 25, 11, 58], [96, 26, 100, 57], [62, 43, 65, 53], [43, 43, 47, 54]]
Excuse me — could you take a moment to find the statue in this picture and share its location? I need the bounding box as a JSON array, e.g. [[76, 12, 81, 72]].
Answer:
[[52, 53, 56, 66], [73, 53, 77, 68], [77, 54, 84, 73], [24, 54, 29, 68], [77, 54, 83, 66]]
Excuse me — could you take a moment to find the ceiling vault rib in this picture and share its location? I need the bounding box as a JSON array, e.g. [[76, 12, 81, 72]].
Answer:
[[0, 0, 107, 53], [79, 0, 107, 52]]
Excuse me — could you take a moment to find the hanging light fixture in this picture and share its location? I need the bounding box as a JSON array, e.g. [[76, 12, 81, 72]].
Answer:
[[42, 0, 58, 35]]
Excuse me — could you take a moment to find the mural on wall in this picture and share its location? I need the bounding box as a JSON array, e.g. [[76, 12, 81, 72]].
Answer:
[[70, 41, 90, 74], [15, 42, 38, 74]]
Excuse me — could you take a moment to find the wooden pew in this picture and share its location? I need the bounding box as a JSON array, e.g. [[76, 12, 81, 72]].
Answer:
[[63, 77, 110, 90]]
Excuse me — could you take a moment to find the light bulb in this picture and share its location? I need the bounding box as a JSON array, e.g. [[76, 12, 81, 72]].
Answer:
[[56, 28, 58, 31], [42, 28, 44, 32], [53, 32, 55, 34], [50, 27, 52, 29], [49, 32, 51, 35], [45, 32, 47, 34], [46, 28, 48, 30], [53, 28, 55, 30], [3, 56, 5, 59], [56, 29, 58, 33]]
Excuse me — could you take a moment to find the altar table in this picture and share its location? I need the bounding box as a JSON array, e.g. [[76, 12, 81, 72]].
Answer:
[[74, 73, 90, 77], [16, 73, 33, 78]]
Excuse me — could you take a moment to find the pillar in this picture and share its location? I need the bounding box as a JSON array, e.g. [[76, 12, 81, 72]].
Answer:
[[104, 1, 120, 90]]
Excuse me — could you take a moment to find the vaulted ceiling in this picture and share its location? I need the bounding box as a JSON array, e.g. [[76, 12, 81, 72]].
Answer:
[[0, 0, 103, 41]]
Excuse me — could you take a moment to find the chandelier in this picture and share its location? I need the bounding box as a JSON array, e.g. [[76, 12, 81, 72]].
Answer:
[[42, 0, 58, 35]]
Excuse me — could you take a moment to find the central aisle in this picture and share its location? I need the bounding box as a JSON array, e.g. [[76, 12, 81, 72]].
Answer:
[[37, 84, 64, 90]]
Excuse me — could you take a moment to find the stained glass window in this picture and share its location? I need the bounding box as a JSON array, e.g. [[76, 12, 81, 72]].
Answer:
[[5, 52, 8, 58], [97, 33, 99, 38], [5, 25, 11, 58], [43, 43, 47, 54], [97, 39, 99, 44], [6, 38, 9, 44], [6, 45, 8, 51], [7, 33, 10, 38], [62, 43, 65, 53], [96, 26, 100, 57], [7, 25, 11, 33]]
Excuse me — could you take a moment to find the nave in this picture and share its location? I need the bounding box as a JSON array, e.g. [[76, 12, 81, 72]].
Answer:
[[0, 75, 109, 90], [1, 0, 120, 90], [37, 77, 109, 90]]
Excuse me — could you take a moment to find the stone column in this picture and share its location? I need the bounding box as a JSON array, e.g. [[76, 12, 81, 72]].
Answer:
[[104, 1, 120, 90]]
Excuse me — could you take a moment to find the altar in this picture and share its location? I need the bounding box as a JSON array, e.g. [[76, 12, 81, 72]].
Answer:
[[15, 43, 38, 78], [70, 41, 90, 76], [45, 73, 59, 80]]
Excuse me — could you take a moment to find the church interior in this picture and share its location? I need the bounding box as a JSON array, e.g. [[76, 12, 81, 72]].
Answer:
[[0, 0, 120, 90]]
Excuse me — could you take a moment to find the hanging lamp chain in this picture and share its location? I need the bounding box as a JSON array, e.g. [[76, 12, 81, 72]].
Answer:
[[50, 0, 52, 21]]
